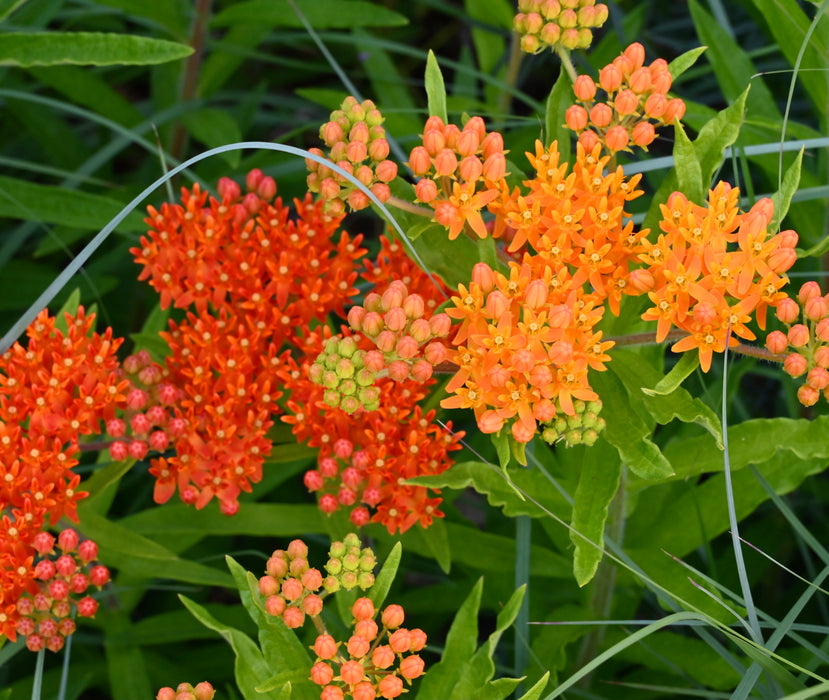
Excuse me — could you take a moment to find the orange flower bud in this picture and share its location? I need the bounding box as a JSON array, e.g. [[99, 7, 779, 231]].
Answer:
[[613, 53, 634, 77], [784, 352, 807, 377], [805, 295, 827, 322], [396, 335, 419, 359], [540, 0, 561, 19], [265, 594, 286, 616], [533, 398, 556, 422], [399, 655, 425, 680], [644, 93, 667, 118], [662, 98, 686, 123], [629, 66, 652, 94], [548, 303, 573, 328], [593, 3, 609, 25], [631, 121, 655, 148], [384, 307, 408, 332], [480, 131, 504, 159], [458, 155, 483, 183], [589, 103, 613, 127], [471, 263, 496, 292], [816, 318, 829, 342], [511, 419, 536, 443], [529, 364, 553, 387], [368, 138, 390, 161], [424, 114, 445, 132], [408, 146, 432, 176], [605, 125, 630, 152], [361, 311, 384, 337], [282, 607, 304, 628], [614, 89, 639, 115], [387, 360, 410, 382], [378, 674, 403, 699], [573, 74, 597, 101], [422, 128, 445, 157], [340, 660, 364, 686], [349, 121, 370, 143], [560, 27, 580, 50], [433, 148, 459, 177], [765, 330, 788, 355], [483, 152, 507, 181], [311, 661, 334, 686], [539, 22, 561, 46], [355, 165, 373, 186], [775, 297, 800, 323], [415, 178, 438, 203], [424, 341, 447, 365], [558, 7, 577, 28], [797, 384, 820, 407], [389, 628, 411, 652], [408, 318, 430, 343], [524, 11, 544, 33], [375, 159, 397, 183], [408, 628, 427, 651], [410, 359, 433, 382], [485, 290, 510, 318], [352, 597, 375, 621], [798, 281, 822, 304], [816, 346, 829, 367], [465, 115, 486, 140], [788, 323, 810, 348], [692, 303, 717, 326], [578, 6, 597, 27], [320, 178, 341, 201], [808, 366, 829, 390], [346, 190, 369, 211], [381, 281, 407, 310], [512, 349, 536, 373], [548, 339, 574, 365], [320, 121, 345, 146], [778, 229, 799, 248], [578, 129, 600, 151], [444, 123, 461, 149], [364, 350, 385, 372], [456, 130, 480, 159], [372, 645, 395, 669], [478, 409, 505, 433], [370, 182, 390, 202], [302, 594, 323, 616], [624, 42, 646, 70], [565, 105, 589, 132], [651, 69, 672, 94], [352, 682, 375, 700], [375, 330, 397, 353], [525, 279, 549, 309]]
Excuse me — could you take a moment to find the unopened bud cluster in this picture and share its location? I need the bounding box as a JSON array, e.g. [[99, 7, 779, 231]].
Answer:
[[408, 115, 506, 240], [540, 399, 605, 447], [311, 596, 426, 700], [321, 532, 377, 593], [307, 96, 398, 214], [15, 528, 110, 652], [346, 280, 451, 384], [565, 42, 686, 153], [156, 682, 215, 700], [765, 281, 829, 407], [258, 539, 327, 629], [107, 350, 182, 462], [308, 335, 382, 414], [515, 0, 609, 53]]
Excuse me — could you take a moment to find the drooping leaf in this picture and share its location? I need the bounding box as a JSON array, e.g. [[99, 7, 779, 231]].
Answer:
[[668, 46, 708, 80], [644, 352, 700, 396], [425, 50, 448, 123], [771, 147, 804, 231], [0, 32, 193, 66]]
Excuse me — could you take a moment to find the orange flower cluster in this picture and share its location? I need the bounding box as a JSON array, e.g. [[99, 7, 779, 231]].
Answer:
[[307, 96, 398, 214], [132, 172, 365, 514], [765, 281, 829, 406], [0, 307, 124, 643], [156, 682, 215, 700], [514, 0, 609, 53], [565, 43, 686, 153], [638, 184, 797, 371], [311, 596, 426, 700], [408, 115, 507, 240], [492, 140, 648, 314], [282, 243, 462, 534], [441, 259, 611, 443]]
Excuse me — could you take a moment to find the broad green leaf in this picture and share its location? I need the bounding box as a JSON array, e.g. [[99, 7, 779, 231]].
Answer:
[[415, 579, 483, 700], [105, 613, 152, 700], [212, 0, 409, 28], [0, 175, 144, 230], [406, 220, 442, 241], [518, 673, 550, 700], [570, 446, 622, 586], [611, 350, 723, 448], [425, 50, 448, 123], [644, 352, 699, 395], [771, 147, 804, 231], [545, 68, 572, 161], [85, 0, 189, 34], [180, 595, 287, 700], [369, 541, 402, 610], [749, 0, 829, 113], [693, 87, 750, 188], [672, 119, 703, 205], [409, 516, 452, 573], [668, 46, 708, 80], [0, 32, 193, 66], [200, 22, 272, 96], [181, 108, 243, 166], [491, 430, 511, 470], [75, 510, 233, 587], [589, 371, 674, 480], [80, 458, 136, 501]]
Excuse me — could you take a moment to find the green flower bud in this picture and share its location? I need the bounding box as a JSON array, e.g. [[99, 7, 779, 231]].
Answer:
[[582, 429, 599, 446], [554, 417, 568, 434], [566, 414, 583, 430], [322, 371, 340, 390], [565, 429, 583, 446], [359, 553, 376, 572], [351, 349, 366, 370], [343, 533, 361, 549], [323, 390, 341, 408], [596, 417, 606, 432], [339, 379, 357, 396], [338, 337, 358, 358], [340, 396, 361, 414], [357, 572, 375, 590], [325, 337, 340, 354], [324, 353, 339, 370], [336, 358, 355, 379], [573, 399, 587, 414], [325, 557, 343, 575], [340, 571, 358, 590], [355, 368, 374, 387], [582, 411, 599, 429], [342, 552, 360, 571], [541, 427, 559, 443], [323, 575, 341, 593]]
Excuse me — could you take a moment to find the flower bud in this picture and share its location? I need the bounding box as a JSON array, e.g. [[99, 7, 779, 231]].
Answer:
[[384, 306, 408, 332], [458, 155, 483, 183], [456, 129, 480, 158], [434, 148, 458, 177], [663, 98, 686, 123], [375, 159, 397, 183], [799, 281, 822, 304], [424, 341, 448, 365], [605, 125, 630, 152], [765, 330, 788, 355], [482, 152, 507, 181], [614, 89, 639, 115], [776, 297, 800, 323], [788, 324, 810, 348], [396, 335, 420, 359], [589, 103, 613, 128], [573, 74, 597, 101], [631, 121, 655, 148], [565, 105, 589, 132], [400, 655, 425, 679], [415, 178, 438, 203], [797, 384, 820, 407], [387, 360, 411, 382], [599, 64, 623, 92], [783, 352, 807, 377]]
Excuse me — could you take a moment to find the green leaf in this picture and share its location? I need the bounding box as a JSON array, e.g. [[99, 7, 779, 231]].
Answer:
[[425, 50, 448, 123], [105, 613, 153, 700], [406, 220, 441, 241], [668, 46, 708, 80], [181, 108, 243, 166], [693, 87, 750, 188], [672, 119, 703, 205], [545, 70, 572, 162], [369, 541, 402, 610], [0, 32, 193, 66], [0, 0, 29, 22], [415, 579, 483, 700], [179, 595, 288, 700], [410, 516, 452, 573], [491, 430, 511, 470], [0, 175, 145, 230], [771, 147, 804, 231], [589, 371, 674, 480], [212, 0, 409, 28], [518, 673, 550, 700], [643, 352, 700, 395], [80, 458, 136, 501], [570, 448, 622, 586], [75, 510, 234, 587]]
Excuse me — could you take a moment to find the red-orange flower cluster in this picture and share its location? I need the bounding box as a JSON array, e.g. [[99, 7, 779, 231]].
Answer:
[[638, 183, 796, 370]]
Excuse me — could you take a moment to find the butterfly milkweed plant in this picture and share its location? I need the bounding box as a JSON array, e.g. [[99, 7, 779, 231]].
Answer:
[[2, 0, 829, 698]]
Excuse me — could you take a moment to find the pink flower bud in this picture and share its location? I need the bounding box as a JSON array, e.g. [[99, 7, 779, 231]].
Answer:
[[424, 341, 447, 365], [109, 440, 128, 461], [257, 176, 276, 200], [33, 532, 55, 554], [217, 176, 241, 202], [34, 559, 56, 580], [78, 539, 98, 563], [246, 168, 264, 191], [387, 360, 411, 382], [304, 470, 324, 491], [48, 579, 69, 600], [58, 529, 79, 552], [384, 306, 408, 332], [90, 565, 109, 588], [350, 506, 370, 528], [130, 413, 151, 435], [77, 596, 99, 618], [128, 440, 148, 460], [126, 388, 148, 410]]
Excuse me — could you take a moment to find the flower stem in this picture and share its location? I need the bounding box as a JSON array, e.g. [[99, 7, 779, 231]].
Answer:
[[386, 195, 433, 218], [555, 46, 579, 85]]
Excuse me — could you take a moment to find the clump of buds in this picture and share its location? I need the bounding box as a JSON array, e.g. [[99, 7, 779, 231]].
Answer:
[[107, 350, 182, 462], [310, 596, 427, 700], [306, 96, 398, 214], [322, 532, 377, 593], [765, 281, 829, 407], [308, 335, 381, 414], [156, 682, 215, 700], [565, 42, 686, 153], [540, 399, 606, 447], [15, 528, 110, 653], [408, 115, 507, 240], [346, 280, 451, 382], [259, 539, 327, 629], [514, 0, 609, 53]]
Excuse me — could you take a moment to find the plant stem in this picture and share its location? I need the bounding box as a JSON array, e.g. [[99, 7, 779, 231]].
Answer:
[[169, 0, 212, 163], [386, 195, 432, 218], [31, 648, 45, 700], [575, 465, 627, 688], [497, 33, 524, 120], [555, 46, 579, 85]]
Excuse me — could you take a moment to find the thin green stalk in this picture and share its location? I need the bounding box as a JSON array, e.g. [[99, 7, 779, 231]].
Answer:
[[31, 648, 45, 700], [58, 633, 73, 700]]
